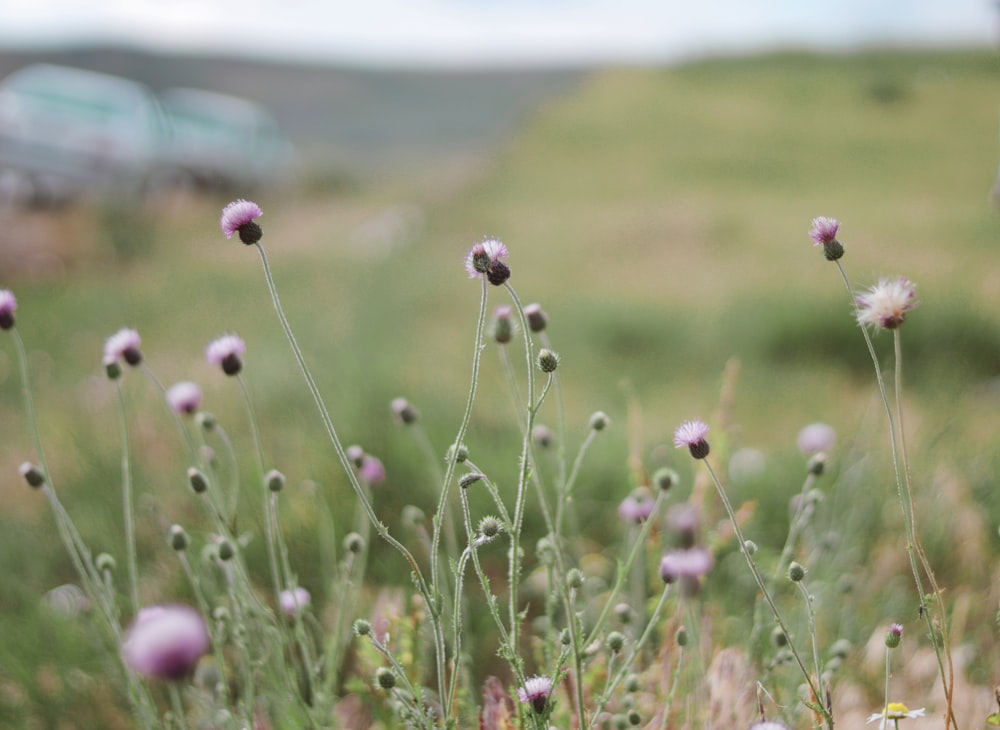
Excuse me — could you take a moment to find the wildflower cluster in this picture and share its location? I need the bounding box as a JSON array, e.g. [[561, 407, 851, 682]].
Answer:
[[0, 202, 966, 730]]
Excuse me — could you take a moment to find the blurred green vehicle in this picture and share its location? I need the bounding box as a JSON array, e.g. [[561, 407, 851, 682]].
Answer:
[[157, 87, 295, 193], [0, 63, 168, 205]]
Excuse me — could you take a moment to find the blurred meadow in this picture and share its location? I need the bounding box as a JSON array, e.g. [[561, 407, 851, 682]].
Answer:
[[1, 48, 999, 727]]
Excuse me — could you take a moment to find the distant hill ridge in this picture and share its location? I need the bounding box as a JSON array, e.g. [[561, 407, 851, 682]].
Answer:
[[0, 46, 586, 173]]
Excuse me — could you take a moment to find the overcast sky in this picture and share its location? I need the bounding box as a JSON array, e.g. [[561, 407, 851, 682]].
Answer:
[[0, 0, 996, 67]]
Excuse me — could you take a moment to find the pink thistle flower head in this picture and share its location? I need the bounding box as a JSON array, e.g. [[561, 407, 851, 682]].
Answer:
[[104, 328, 143, 367], [122, 605, 209, 681], [0, 288, 17, 330], [517, 675, 553, 714], [617, 488, 655, 524], [279, 587, 311, 617], [491, 304, 514, 344], [673, 419, 710, 459], [855, 277, 919, 331], [464, 237, 510, 285], [220, 199, 263, 244], [796, 422, 836, 455], [809, 217, 840, 246], [166, 381, 202, 415], [359, 455, 386, 486], [206, 334, 246, 376], [659, 546, 714, 583]]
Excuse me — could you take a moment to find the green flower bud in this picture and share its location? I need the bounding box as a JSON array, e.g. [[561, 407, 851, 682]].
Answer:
[[344, 532, 365, 554], [375, 667, 396, 690], [459, 472, 485, 489], [353, 619, 372, 636], [606, 631, 625, 653], [265, 469, 285, 492], [566, 568, 584, 589], [589, 411, 609, 431], [168, 524, 189, 551], [188, 467, 209, 494], [787, 562, 806, 582], [537, 348, 560, 373]]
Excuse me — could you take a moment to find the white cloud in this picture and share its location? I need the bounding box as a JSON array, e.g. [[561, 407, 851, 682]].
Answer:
[[0, 0, 994, 65]]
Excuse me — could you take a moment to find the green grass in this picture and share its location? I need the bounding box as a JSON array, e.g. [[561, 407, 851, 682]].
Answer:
[[1, 48, 998, 726]]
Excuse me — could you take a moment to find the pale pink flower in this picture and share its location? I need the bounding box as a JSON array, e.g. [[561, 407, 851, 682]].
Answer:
[[220, 199, 263, 243], [659, 546, 714, 583], [279, 587, 311, 616], [122, 605, 209, 680], [673, 419, 710, 459], [617, 489, 655, 524], [104, 328, 143, 366], [360, 455, 386, 486], [855, 277, 919, 331], [206, 334, 246, 376], [0, 289, 17, 330], [464, 238, 510, 285], [166, 381, 203, 415], [516, 675, 553, 714], [796, 422, 836, 455], [809, 216, 840, 246]]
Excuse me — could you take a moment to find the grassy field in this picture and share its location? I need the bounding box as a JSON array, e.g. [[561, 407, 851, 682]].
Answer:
[[1, 48, 998, 727]]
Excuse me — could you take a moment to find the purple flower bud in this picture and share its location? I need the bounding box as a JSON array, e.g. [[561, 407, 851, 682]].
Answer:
[[122, 605, 209, 681]]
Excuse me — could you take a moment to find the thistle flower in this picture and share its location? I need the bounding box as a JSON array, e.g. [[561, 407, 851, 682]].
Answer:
[[390, 397, 419, 425], [809, 216, 844, 260], [516, 675, 553, 714], [617, 489, 655, 524], [808, 216, 840, 246], [749, 722, 791, 730], [673, 419, 710, 459], [659, 546, 714, 583], [885, 622, 903, 649], [524, 302, 547, 332], [205, 334, 246, 376], [104, 328, 143, 367], [0, 289, 17, 330], [220, 199, 263, 244], [122, 605, 210, 680], [797, 422, 836, 455], [279, 587, 311, 616], [359, 455, 386, 486], [855, 277, 919, 331], [866, 703, 926, 726], [165, 381, 202, 415], [491, 305, 514, 344], [464, 237, 510, 285]]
